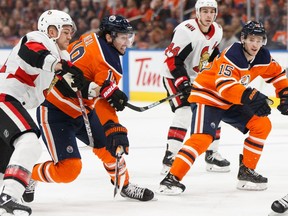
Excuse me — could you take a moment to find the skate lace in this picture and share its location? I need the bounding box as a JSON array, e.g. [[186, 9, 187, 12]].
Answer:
[[247, 168, 260, 177], [279, 196, 288, 208], [208, 152, 224, 161], [165, 151, 175, 160], [123, 183, 144, 199], [1, 194, 26, 207], [25, 180, 37, 193]]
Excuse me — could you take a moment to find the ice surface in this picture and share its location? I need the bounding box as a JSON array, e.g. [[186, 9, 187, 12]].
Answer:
[[14, 104, 288, 215]]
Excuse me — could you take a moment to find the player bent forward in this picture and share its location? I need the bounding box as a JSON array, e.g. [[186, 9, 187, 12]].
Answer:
[[22, 14, 154, 204], [0, 9, 85, 215]]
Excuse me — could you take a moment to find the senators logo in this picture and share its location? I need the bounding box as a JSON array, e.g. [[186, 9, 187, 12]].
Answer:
[[193, 46, 210, 73]]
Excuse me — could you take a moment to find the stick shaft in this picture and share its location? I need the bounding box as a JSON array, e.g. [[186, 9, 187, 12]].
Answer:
[[76, 91, 94, 147], [113, 146, 124, 197], [126, 92, 183, 112]]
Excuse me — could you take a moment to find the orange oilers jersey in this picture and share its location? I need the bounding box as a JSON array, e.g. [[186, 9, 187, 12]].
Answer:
[[46, 32, 123, 123], [189, 42, 288, 109]]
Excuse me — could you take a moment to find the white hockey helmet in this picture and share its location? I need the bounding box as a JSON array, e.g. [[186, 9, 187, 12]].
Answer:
[[195, 0, 218, 20], [37, 10, 76, 39]]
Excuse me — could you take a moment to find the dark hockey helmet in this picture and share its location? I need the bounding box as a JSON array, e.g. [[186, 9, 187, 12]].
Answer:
[[241, 21, 267, 45], [99, 15, 133, 35]]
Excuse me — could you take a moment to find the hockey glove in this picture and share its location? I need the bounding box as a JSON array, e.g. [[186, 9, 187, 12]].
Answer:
[[103, 121, 129, 157], [56, 60, 85, 91], [277, 87, 288, 115], [241, 87, 271, 117], [80, 81, 101, 99], [174, 76, 192, 102], [100, 80, 128, 111]]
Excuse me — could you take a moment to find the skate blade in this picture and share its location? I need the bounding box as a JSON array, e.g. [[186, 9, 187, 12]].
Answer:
[[160, 165, 171, 175], [237, 180, 267, 191], [206, 164, 230, 173], [120, 195, 158, 202], [155, 185, 184, 195], [13, 210, 30, 216], [113, 173, 126, 200], [268, 210, 288, 216], [0, 209, 30, 216]]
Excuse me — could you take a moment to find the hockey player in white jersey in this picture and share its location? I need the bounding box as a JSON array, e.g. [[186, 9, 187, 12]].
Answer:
[[0, 10, 85, 215], [161, 0, 230, 175]]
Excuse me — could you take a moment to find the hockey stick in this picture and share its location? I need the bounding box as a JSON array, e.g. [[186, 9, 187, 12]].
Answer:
[[76, 90, 94, 147], [125, 91, 183, 112], [114, 146, 124, 198], [47, 75, 59, 94], [47, 76, 94, 147]]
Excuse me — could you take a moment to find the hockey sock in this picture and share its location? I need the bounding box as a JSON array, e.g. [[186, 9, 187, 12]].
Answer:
[[243, 115, 271, 169]]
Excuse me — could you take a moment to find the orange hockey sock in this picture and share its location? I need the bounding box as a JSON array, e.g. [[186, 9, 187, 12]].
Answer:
[[32, 158, 82, 183], [93, 148, 129, 186], [243, 116, 271, 169], [171, 133, 213, 180]]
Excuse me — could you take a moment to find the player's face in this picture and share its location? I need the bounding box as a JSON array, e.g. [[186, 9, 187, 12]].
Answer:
[[243, 34, 264, 57], [113, 32, 134, 55], [56, 26, 73, 50], [199, 7, 216, 27]]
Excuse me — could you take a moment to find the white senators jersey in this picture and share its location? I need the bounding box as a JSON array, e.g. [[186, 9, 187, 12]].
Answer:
[[161, 18, 223, 82], [0, 31, 68, 109]]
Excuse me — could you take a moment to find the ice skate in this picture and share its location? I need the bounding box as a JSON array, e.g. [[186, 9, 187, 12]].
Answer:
[[161, 149, 175, 175], [237, 154, 267, 191], [0, 193, 32, 215], [205, 150, 230, 172], [271, 194, 288, 214], [156, 172, 185, 195], [22, 179, 37, 203], [120, 183, 154, 201]]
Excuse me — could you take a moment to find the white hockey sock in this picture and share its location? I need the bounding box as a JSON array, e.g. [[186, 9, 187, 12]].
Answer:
[[2, 132, 42, 199], [167, 107, 191, 155]]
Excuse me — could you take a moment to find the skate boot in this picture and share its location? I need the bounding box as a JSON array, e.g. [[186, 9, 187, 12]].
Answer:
[[22, 179, 37, 203], [156, 172, 186, 195], [205, 150, 230, 172], [0, 193, 32, 215], [271, 194, 288, 213], [237, 154, 267, 191], [120, 183, 154, 201], [161, 149, 175, 175]]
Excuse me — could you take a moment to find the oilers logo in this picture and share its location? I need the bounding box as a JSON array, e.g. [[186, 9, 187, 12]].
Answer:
[[240, 75, 250, 86]]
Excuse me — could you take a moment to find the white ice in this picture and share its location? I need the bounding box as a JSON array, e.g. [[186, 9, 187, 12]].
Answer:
[[18, 103, 288, 215]]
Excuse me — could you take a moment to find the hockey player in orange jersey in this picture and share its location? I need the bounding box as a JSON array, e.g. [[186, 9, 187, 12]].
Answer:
[[24, 15, 154, 203], [157, 21, 288, 195], [160, 0, 230, 175]]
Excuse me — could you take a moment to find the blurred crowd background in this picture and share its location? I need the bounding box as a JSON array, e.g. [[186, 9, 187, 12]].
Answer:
[[0, 0, 287, 50]]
